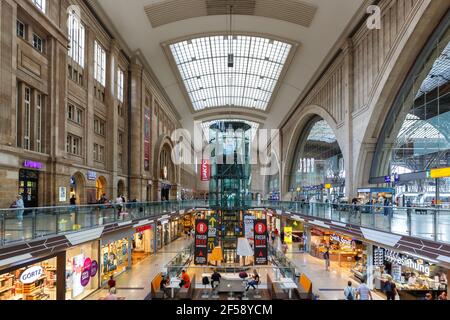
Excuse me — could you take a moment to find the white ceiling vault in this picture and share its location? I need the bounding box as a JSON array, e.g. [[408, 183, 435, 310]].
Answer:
[[90, 0, 368, 134]]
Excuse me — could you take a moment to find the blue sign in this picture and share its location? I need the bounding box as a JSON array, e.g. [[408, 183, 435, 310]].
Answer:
[[384, 176, 391, 183], [87, 171, 97, 180]]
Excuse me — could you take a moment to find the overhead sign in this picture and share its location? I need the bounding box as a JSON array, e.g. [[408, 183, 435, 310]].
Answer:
[[19, 266, 43, 284], [200, 160, 210, 181], [136, 225, 152, 233], [87, 170, 97, 180], [430, 167, 450, 179], [194, 219, 208, 265], [325, 184, 332, 189], [207, 215, 218, 253], [254, 219, 268, 265]]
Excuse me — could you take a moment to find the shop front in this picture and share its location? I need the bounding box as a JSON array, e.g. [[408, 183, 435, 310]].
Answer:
[[19, 160, 44, 208], [284, 217, 304, 246], [132, 224, 154, 266], [0, 253, 64, 300], [65, 241, 100, 300], [310, 228, 367, 279], [100, 229, 133, 285], [372, 246, 448, 300]]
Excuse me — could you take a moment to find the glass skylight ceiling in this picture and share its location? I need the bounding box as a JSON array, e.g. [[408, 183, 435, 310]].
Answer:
[[169, 35, 292, 111]]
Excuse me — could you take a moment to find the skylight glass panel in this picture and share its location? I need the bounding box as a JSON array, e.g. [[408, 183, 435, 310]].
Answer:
[[170, 35, 292, 111]]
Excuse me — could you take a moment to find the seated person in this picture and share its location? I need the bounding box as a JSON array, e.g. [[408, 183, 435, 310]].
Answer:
[[160, 275, 170, 298], [179, 270, 191, 288], [246, 270, 260, 291], [211, 269, 221, 289]]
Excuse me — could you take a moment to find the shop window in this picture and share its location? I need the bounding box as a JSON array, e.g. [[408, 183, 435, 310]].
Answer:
[[23, 87, 31, 150], [101, 238, 129, 284], [0, 257, 56, 301]]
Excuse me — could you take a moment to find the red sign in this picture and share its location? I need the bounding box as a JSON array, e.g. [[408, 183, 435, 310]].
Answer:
[[200, 160, 210, 181], [194, 219, 208, 265], [254, 219, 268, 265], [136, 225, 152, 233]]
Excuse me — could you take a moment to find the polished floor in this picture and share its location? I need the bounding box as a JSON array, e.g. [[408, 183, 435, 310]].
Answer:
[[82, 236, 384, 300]]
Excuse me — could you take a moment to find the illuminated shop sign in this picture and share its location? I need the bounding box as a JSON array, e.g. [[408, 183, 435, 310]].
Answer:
[[329, 234, 352, 246], [200, 160, 210, 181], [87, 171, 97, 180], [23, 160, 43, 170], [19, 266, 43, 284], [384, 250, 430, 276]]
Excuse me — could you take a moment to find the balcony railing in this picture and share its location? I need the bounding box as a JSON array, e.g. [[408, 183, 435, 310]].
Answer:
[[0, 199, 448, 246], [261, 201, 450, 244]]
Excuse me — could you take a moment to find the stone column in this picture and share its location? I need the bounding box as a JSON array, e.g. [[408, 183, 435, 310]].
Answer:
[[129, 61, 144, 200], [366, 244, 374, 289], [341, 39, 355, 198]]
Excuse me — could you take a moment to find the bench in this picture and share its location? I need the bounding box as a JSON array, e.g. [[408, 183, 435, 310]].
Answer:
[[150, 272, 165, 299], [295, 273, 314, 300], [177, 273, 195, 300]]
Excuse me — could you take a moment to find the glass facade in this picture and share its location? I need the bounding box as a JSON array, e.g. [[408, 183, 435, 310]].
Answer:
[[289, 117, 345, 200], [372, 26, 450, 206]]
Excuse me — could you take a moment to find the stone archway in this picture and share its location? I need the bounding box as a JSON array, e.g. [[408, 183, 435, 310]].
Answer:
[[70, 172, 86, 204], [96, 176, 107, 200], [117, 179, 125, 198]]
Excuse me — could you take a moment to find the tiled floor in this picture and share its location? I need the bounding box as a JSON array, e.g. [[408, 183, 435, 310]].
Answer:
[[286, 251, 385, 300], [84, 236, 192, 300]]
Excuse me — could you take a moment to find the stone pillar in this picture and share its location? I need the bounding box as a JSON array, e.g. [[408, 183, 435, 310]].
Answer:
[[340, 39, 355, 198], [129, 61, 144, 200], [107, 40, 121, 200], [366, 244, 374, 290], [85, 27, 96, 169]]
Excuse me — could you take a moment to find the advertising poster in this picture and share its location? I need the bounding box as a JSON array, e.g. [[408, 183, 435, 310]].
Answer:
[[144, 107, 151, 171], [254, 219, 268, 265], [200, 159, 210, 181], [284, 227, 293, 244], [194, 219, 208, 265], [207, 215, 218, 253], [244, 215, 255, 241]]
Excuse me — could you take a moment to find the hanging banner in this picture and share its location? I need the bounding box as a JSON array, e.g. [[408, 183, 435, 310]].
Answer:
[[254, 219, 268, 265], [207, 214, 218, 253], [144, 107, 151, 171], [244, 215, 255, 241], [200, 159, 210, 181], [194, 219, 208, 265], [284, 227, 293, 244]]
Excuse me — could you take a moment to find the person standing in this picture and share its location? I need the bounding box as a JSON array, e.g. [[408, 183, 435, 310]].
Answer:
[[211, 269, 221, 289], [356, 280, 373, 300], [15, 195, 25, 223], [104, 287, 118, 300], [384, 278, 398, 300], [70, 195, 77, 205], [280, 230, 285, 244], [116, 195, 123, 218], [344, 281, 356, 300], [323, 247, 330, 271]]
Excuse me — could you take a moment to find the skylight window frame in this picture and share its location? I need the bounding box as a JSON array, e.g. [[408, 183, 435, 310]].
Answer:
[[163, 32, 297, 113]]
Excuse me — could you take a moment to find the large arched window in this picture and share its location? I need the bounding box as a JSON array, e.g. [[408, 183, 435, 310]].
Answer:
[[371, 22, 450, 203], [289, 117, 344, 199]]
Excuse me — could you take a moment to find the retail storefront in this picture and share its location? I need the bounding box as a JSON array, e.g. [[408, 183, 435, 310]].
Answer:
[[284, 217, 304, 244], [372, 246, 448, 300], [100, 229, 133, 285], [132, 225, 154, 266], [0, 253, 64, 300], [65, 241, 100, 300], [309, 228, 367, 278]]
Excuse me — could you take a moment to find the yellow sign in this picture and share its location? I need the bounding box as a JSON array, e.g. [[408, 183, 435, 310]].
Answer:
[[284, 227, 293, 244], [430, 167, 450, 179], [325, 184, 332, 189]]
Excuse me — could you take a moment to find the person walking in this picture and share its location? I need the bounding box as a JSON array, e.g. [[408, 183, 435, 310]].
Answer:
[[280, 230, 285, 244], [107, 275, 116, 290], [211, 269, 221, 289], [245, 270, 260, 291], [344, 281, 356, 300], [323, 247, 330, 271], [70, 195, 77, 205], [356, 280, 373, 300]]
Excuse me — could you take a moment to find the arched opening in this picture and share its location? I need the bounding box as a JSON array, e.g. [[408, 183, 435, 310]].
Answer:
[[289, 117, 345, 202], [70, 172, 85, 205], [96, 176, 107, 201], [370, 23, 450, 207], [117, 180, 125, 198], [159, 144, 175, 201], [265, 152, 280, 201]]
